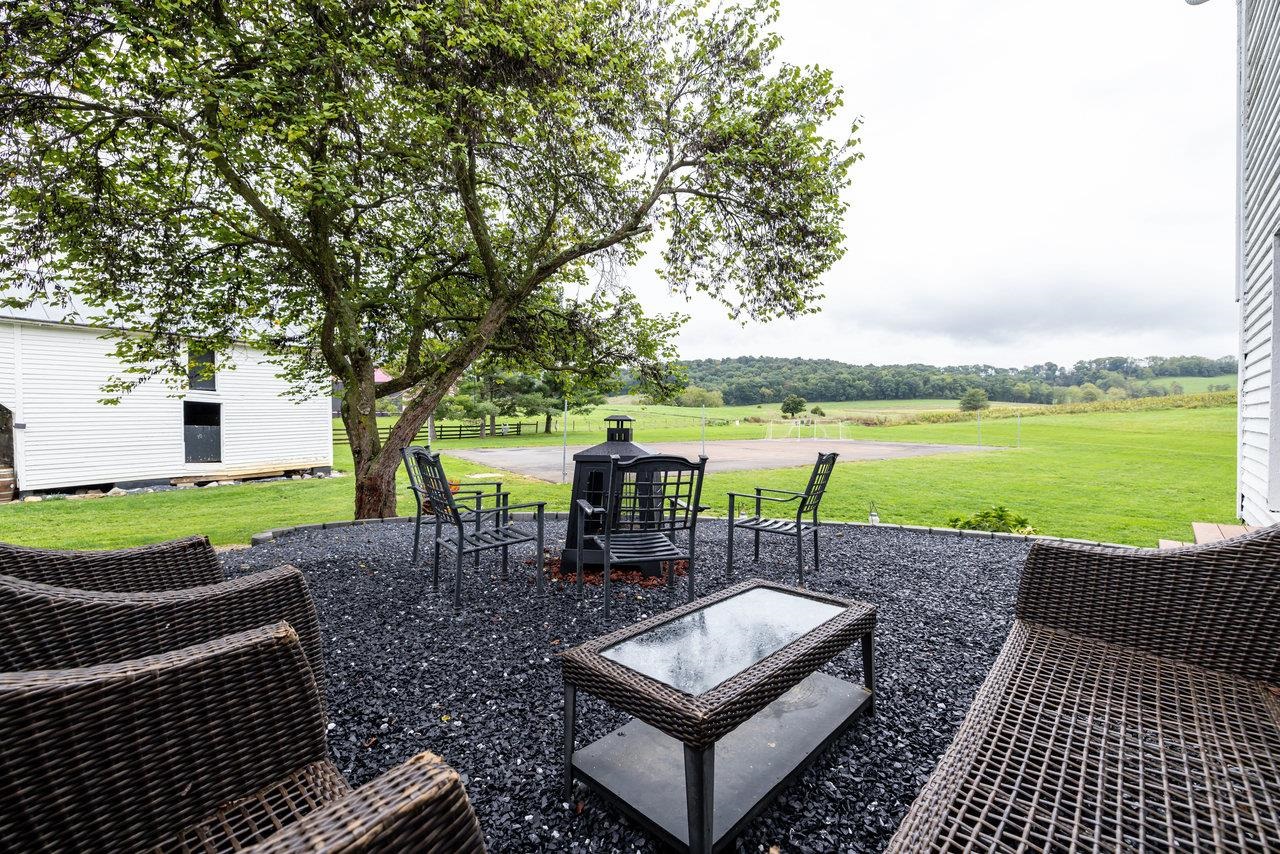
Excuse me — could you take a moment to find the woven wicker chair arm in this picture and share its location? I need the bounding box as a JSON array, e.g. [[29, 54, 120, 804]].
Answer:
[[0, 535, 223, 592], [1018, 532, 1280, 683], [0, 566, 324, 685], [245, 751, 485, 853], [0, 623, 329, 852]]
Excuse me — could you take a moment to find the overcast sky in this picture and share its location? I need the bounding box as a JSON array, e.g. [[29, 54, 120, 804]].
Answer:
[[624, 0, 1239, 368]]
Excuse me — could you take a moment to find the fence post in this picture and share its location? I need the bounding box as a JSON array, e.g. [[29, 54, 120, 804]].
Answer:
[[701, 404, 706, 455], [561, 399, 569, 484]]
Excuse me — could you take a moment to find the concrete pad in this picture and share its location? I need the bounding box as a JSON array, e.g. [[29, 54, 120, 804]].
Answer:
[[446, 438, 997, 482]]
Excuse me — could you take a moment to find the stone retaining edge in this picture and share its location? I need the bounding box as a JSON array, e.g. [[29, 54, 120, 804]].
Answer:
[[250, 513, 1138, 550]]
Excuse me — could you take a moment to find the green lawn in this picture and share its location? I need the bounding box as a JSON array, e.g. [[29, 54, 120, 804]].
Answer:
[[0, 405, 1237, 550], [1158, 374, 1236, 392]]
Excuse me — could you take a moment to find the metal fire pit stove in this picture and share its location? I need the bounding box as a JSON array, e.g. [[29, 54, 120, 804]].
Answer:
[[561, 415, 664, 576]]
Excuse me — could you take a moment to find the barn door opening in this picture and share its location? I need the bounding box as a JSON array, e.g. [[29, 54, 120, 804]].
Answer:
[[0, 406, 14, 502], [184, 401, 222, 463]]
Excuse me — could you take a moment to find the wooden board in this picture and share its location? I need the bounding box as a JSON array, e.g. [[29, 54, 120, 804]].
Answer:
[[1191, 522, 1261, 545]]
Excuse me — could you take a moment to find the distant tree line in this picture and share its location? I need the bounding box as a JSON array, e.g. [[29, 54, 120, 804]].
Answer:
[[626, 355, 1237, 406]]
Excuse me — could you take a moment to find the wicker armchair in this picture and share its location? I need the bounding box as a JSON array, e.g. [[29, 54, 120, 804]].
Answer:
[[0, 622, 485, 852], [0, 534, 222, 592], [886, 528, 1280, 852], [0, 565, 323, 685]]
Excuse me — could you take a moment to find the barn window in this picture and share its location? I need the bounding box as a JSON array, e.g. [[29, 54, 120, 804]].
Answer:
[[183, 401, 222, 463], [188, 347, 216, 391]]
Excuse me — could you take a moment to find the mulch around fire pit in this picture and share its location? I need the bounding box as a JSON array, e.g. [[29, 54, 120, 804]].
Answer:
[[224, 520, 1029, 853]]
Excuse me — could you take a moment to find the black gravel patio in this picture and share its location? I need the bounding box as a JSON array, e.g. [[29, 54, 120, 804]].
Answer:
[[223, 521, 1030, 853]]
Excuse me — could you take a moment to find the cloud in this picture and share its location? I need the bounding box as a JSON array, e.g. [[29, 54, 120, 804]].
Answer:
[[625, 0, 1240, 368]]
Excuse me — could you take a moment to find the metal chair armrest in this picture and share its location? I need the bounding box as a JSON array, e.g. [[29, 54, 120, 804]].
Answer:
[[576, 498, 605, 516], [469, 501, 545, 516], [244, 751, 485, 853], [756, 487, 807, 497], [726, 492, 799, 504]]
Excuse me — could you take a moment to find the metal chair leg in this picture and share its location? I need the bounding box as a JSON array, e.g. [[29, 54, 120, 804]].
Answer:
[[535, 511, 546, 594], [603, 540, 612, 623], [454, 548, 464, 610], [726, 496, 735, 580], [686, 537, 697, 602], [753, 529, 760, 562], [412, 510, 422, 564], [812, 524, 820, 573], [797, 531, 805, 588], [575, 514, 586, 601], [502, 545, 509, 579]]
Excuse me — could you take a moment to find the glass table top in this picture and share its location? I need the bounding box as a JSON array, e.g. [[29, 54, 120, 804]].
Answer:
[[599, 587, 846, 696]]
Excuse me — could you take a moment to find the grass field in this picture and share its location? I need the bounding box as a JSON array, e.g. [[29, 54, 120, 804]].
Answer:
[[1158, 374, 1236, 392], [0, 402, 1237, 550]]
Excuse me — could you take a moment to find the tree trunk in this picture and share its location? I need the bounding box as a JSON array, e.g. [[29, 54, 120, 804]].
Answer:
[[427, 413, 436, 444], [544, 411, 553, 434], [343, 367, 398, 519], [489, 412, 496, 435]]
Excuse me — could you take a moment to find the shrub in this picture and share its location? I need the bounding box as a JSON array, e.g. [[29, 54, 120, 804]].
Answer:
[[948, 505, 1035, 534], [958, 388, 990, 411], [810, 405, 826, 416]]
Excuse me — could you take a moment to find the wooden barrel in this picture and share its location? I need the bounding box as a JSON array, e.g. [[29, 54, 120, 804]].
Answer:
[[0, 467, 14, 503]]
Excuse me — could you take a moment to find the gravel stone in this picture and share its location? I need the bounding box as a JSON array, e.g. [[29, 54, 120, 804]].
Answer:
[[225, 521, 1029, 853]]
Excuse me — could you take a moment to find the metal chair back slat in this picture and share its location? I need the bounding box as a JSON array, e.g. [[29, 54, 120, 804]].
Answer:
[[608, 456, 706, 536], [799, 452, 838, 515], [403, 446, 464, 527]]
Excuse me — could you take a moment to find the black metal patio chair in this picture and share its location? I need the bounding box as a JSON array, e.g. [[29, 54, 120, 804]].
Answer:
[[402, 447, 545, 608], [726, 451, 838, 587], [402, 446, 505, 567], [575, 453, 708, 621]]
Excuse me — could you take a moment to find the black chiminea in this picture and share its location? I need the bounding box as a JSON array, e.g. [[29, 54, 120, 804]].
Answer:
[[561, 415, 661, 574]]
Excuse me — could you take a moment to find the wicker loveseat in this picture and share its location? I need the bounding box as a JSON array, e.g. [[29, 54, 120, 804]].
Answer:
[[886, 529, 1280, 852], [0, 564, 323, 679], [0, 622, 485, 852], [0, 534, 223, 592]]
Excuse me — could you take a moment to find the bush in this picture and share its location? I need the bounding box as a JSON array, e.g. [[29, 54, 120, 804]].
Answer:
[[810, 405, 826, 416], [947, 505, 1035, 534], [676, 385, 724, 408], [958, 388, 990, 411]]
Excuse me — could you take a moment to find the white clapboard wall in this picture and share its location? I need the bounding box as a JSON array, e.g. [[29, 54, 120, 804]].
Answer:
[[1238, 0, 1280, 524], [0, 318, 332, 493]]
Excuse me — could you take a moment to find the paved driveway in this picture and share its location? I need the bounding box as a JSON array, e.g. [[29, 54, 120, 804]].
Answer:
[[447, 438, 995, 482]]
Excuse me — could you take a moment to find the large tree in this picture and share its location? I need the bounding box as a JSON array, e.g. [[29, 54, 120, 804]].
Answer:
[[0, 0, 858, 517]]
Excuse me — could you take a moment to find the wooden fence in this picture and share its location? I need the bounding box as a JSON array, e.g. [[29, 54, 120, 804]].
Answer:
[[332, 422, 539, 446]]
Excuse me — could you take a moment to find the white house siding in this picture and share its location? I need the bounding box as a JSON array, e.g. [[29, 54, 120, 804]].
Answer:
[[1238, 0, 1280, 524], [3, 321, 330, 492], [0, 322, 15, 410], [185, 343, 332, 478]]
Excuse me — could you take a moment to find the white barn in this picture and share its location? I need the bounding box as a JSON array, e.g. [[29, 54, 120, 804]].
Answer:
[[1215, 0, 1280, 524], [0, 304, 332, 499]]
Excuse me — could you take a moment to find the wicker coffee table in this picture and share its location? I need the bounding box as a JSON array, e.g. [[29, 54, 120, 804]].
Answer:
[[560, 578, 876, 853]]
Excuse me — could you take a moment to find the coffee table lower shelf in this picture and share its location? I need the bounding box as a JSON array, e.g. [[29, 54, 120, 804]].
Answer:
[[571, 672, 872, 853]]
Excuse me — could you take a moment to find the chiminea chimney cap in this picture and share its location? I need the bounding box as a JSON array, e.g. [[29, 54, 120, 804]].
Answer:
[[604, 414, 634, 423]]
